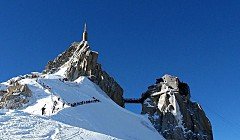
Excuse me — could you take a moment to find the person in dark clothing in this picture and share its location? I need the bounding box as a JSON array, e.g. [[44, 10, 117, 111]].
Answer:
[[71, 103, 76, 107], [52, 101, 58, 113], [42, 104, 46, 115]]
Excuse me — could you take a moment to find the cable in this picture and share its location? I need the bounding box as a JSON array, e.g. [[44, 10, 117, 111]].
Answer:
[[192, 97, 240, 136]]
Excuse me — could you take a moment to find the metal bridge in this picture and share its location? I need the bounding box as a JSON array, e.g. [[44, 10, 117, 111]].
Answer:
[[124, 92, 151, 104]]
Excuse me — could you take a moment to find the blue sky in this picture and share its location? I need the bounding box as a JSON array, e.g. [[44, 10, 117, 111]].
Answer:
[[1, 1, 240, 139]]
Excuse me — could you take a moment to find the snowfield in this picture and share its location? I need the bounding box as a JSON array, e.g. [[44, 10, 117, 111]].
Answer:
[[0, 110, 118, 140], [0, 74, 165, 140]]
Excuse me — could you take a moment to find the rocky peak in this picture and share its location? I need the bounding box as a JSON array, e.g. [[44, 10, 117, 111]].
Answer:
[[43, 41, 124, 107], [141, 74, 213, 140]]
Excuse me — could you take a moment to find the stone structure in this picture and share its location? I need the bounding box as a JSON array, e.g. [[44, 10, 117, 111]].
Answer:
[[43, 24, 124, 107], [141, 74, 213, 140]]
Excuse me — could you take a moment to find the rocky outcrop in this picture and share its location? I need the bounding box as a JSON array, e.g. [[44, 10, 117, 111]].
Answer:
[[141, 74, 213, 140], [43, 41, 124, 107], [0, 81, 32, 109]]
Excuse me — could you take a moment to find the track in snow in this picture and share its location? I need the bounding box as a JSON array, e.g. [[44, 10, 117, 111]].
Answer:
[[0, 110, 118, 140]]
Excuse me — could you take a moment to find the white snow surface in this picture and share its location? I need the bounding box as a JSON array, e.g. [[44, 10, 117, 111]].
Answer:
[[0, 74, 164, 140], [0, 110, 118, 140]]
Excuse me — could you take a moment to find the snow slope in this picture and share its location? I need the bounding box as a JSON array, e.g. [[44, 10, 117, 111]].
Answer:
[[0, 110, 118, 140], [0, 74, 164, 140]]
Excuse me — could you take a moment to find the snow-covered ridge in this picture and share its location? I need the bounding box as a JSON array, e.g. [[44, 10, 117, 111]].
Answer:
[[0, 73, 164, 140]]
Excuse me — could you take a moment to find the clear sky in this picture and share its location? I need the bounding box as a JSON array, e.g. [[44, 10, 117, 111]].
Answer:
[[0, 1, 240, 139]]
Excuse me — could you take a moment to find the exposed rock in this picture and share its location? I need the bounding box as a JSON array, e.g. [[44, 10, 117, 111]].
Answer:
[[0, 90, 7, 96], [141, 74, 213, 140], [0, 81, 32, 109], [43, 41, 124, 107]]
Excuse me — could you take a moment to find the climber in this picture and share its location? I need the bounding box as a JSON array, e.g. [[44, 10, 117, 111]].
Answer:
[[63, 78, 68, 81], [42, 104, 46, 115], [52, 101, 58, 113], [71, 103, 76, 107]]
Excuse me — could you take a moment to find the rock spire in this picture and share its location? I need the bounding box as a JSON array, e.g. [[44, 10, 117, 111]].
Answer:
[[43, 24, 124, 107]]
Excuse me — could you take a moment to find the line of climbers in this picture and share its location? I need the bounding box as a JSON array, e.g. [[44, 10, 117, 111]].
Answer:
[[38, 81, 51, 90], [41, 97, 101, 115], [67, 97, 101, 107]]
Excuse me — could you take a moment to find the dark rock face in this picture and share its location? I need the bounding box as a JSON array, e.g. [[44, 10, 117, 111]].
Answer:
[[43, 41, 124, 107], [141, 74, 213, 140]]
